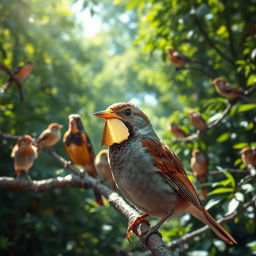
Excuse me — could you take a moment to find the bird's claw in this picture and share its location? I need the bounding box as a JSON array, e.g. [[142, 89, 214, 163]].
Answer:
[[126, 214, 150, 243]]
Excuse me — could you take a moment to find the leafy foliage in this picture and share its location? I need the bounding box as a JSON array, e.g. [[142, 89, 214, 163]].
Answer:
[[0, 0, 256, 255]]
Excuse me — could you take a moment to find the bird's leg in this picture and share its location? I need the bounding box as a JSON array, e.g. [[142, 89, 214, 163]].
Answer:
[[25, 171, 32, 181], [126, 213, 150, 241], [140, 209, 173, 245]]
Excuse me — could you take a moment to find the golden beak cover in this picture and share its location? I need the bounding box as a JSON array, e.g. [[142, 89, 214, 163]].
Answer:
[[101, 119, 129, 146]]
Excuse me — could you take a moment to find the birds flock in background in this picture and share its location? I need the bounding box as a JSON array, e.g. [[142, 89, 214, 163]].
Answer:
[[10, 115, 112, 206], [4, 49, 256, 246]]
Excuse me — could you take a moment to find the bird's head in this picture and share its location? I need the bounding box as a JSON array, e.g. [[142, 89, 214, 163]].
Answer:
[[18, 135, 33, 147], [213, 77, 226, 87], [192, 149, 201, 157], [188, 109, 199, 118], [68, 114, 84, 132], [241, 147, 253, 156], [167, 48, 175, 54], [169, 122, 178, 129], [48, 122, 63, 132], [94, 102, 153, 146]]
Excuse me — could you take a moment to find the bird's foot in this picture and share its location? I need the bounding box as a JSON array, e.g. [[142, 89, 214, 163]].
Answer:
[[64, 161, 72, 169], [126, 214, 150, 243]]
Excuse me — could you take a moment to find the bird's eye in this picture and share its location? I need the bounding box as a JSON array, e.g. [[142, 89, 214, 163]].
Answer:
[[124, 109, 131, 116]]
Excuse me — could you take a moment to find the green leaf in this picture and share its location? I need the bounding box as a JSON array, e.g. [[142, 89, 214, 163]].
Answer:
[[233, 142, 248, 149], [208, 187, 234, 195], [217, 133, 230, 142], [237, 104, 256, 112]]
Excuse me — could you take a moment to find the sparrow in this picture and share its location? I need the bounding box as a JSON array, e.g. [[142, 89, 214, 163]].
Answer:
[[190, 149, 208, 199], [63, 114, 104, 206], [213, 78, 243, 99], [241, 147, 256, 167], [95, 149, 116, 190], [3, 61, 34, 92], [169, 122, 187, 139], [11, 135, 38, 179], [167, 49, 198, 66], [188, 109, 208, 132], [94, 102, 236, 245], [36, 123, 63, 149]]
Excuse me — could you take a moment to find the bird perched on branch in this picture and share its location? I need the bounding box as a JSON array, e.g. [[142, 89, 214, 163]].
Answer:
[[63, 114, 104, 206], [169, 122, 187, 139], [94, 102, 236, 245], [3, 61, 34, 92], [190, 149, 208, 199], [167, 49, 198, 66], [213, 78, 256, 103], [36, 123, 62, 150], [241, 147, 256, 167], [213, 78, 242, 98], [95, 149, 116, 190], [11, 135, 38, 180], [188, 109, 208, 133]]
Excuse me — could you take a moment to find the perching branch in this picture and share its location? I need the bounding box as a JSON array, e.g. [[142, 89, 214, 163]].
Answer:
[[0, 62, 24, 102], [0, 175, 86, 192], [178, 85, 256, 142], [0, 128, 172, 256], [210, 169, 250, 175], [44, 148, 172, 256], [178, 65, 216, 79]]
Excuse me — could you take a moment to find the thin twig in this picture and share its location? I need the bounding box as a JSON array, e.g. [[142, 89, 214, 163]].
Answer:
[[210, 169, 250, 175], [0, 62, 24, 102], [192, 15, 235, 66], [178, 66, 216, 79]]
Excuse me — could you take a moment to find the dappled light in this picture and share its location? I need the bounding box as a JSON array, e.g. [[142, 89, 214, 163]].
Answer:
[[0, 0, 256, 255]]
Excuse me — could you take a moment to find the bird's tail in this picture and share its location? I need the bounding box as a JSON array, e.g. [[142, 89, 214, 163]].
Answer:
[[240, 94, 256, 103], [189, 205, 237, 245], [84, 165, 104, 206]]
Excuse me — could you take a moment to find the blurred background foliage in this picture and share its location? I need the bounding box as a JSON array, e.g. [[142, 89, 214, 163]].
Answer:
[[0, 0, 255, 255]]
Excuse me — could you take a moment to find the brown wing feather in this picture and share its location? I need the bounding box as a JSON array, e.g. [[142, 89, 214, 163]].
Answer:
[[141, 138, 202, 209]]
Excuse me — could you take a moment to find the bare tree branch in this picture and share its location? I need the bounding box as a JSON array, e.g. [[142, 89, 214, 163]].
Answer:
[[0, 62, 24, 102], [0, 175, 86, 192]]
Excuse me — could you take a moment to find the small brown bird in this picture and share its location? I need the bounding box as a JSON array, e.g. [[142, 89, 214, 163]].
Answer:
[[95, 149, 116, 190], [37, 123, 62, 149], [3, 61, 34, 92], [170, 122, 187, 138], [63, 114, 104, 206], [188, 109, 208, 132], [241, 147, 256, 167], [190, 149, 208, 199], [167, 49, 198, 66], [94, 102, 236, 245], [213, 78, 243, 98], [11, 135, 38, 179]]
